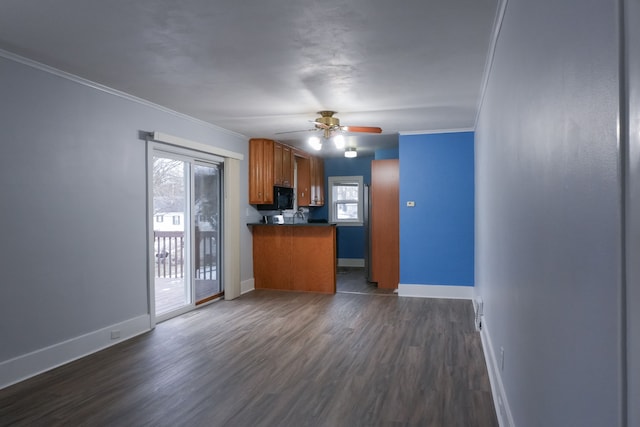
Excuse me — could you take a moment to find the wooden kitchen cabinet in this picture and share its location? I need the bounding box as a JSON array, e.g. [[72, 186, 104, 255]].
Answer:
[[274, 142, 293, 187], [251, 224, 336, 293], [274, 143, 283, 186], [249, 138, 274, 204], [296, 156, 311, 206], [251, 225, 293, 290], [309, 156, 324, 206], [249, 138, 322, 206]]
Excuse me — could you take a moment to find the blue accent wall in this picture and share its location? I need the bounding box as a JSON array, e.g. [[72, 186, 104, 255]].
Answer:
[[375, 147, 399, 160], [314, 155, 373, 259], [399, 132, 474, 286]]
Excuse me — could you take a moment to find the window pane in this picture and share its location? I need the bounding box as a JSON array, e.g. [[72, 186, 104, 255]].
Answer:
[[336, 202, 359, 220], [334, 184, 358, 201], [328, 176, 363, 224], [194, 163, 221, 302], [153, 156, 188, 316]]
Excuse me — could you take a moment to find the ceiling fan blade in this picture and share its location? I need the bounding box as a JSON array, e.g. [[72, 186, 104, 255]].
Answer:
[[343, 126, 383, 134]]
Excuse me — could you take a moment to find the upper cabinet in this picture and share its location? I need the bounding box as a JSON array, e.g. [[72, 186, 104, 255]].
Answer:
[[249, 138, 274, 205], [296, 156, 311, 206], [274, 142, 293, 188], [249, 138, 324, 207], [309, 156, 325, 206]]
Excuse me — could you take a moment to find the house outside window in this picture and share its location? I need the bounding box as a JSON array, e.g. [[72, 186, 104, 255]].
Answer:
[[328, 176, 364, 226], [172, 215, 181, 225]]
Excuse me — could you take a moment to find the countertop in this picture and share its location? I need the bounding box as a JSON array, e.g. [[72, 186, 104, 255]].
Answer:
[[247, 221, 335, 227]]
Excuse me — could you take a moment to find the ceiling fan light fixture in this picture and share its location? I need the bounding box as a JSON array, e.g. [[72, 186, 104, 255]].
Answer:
[[344, 147, 357, 158], [333, 134, 345, 149], [308, 136, 322, 151]]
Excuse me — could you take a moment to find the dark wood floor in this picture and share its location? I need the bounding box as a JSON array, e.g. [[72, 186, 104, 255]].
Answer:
[[336, 267, 396, 296], [0, 287, 498, 426]]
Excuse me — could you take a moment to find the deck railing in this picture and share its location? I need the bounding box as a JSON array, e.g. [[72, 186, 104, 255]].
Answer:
[[154, 230, 216, 279], [154, 231, 184, 278]]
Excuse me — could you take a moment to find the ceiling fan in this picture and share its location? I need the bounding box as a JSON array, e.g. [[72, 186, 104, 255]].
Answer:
[[276, 111, 382, 157], [310, 110, 382, 137]]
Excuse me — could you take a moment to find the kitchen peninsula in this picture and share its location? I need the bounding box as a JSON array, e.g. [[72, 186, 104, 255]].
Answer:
[[249, 223, 336, 294]]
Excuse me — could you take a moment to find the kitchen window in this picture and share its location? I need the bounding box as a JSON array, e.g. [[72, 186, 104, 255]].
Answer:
[[328, 176, 364, 226]]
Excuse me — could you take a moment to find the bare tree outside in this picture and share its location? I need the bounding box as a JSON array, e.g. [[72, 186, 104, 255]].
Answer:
[[153, 158, 184, 214]]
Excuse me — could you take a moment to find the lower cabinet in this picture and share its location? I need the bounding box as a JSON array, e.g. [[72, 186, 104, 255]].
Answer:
[[251, 225, 336, 293]]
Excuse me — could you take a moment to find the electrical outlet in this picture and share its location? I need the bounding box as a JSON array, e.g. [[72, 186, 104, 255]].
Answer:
[[110, 330, 121, 340], [500, 347, 505, 371]]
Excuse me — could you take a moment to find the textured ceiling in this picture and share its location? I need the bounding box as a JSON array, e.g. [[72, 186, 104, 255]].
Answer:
[[0, 0, 498, 156]]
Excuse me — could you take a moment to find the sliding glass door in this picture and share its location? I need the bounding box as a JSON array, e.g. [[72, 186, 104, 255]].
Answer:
[[193, 163, 222, 303], [152, 149, 223, 321], [152, 156, 189, 316]]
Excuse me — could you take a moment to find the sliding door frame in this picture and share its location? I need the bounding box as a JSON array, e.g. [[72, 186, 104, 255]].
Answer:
[[148, 144, 224, 323], [145, 132, 243, 328], [192, 159, 225, 305]]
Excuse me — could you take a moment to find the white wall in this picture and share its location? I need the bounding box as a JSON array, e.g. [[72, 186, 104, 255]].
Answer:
[[0, 53, 254, 386], [624, 0, 640, 425], [475, 0, 623, 426]]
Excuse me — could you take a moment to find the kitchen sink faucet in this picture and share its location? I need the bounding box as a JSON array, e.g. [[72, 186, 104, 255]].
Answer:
[[293, 208, 305, 223]]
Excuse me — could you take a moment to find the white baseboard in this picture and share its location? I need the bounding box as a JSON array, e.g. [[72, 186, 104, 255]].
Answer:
[[241, 278, 255, 294], [398, 283, 474, 299], [480, 321, 515, 427], [0, 314, 150, 390], [337, 258, 365, 267]]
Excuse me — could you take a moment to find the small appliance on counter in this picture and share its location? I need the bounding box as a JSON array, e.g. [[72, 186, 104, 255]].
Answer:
[[262, 214, 284, 224]]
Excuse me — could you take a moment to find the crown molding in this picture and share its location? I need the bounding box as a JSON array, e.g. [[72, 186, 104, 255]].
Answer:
[[399, 127, 474, 136], [0, 48, 246, 140], [474, 0, 509, 127]]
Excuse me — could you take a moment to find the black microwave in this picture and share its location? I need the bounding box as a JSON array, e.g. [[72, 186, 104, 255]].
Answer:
[[258, 186, 294, 210]]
